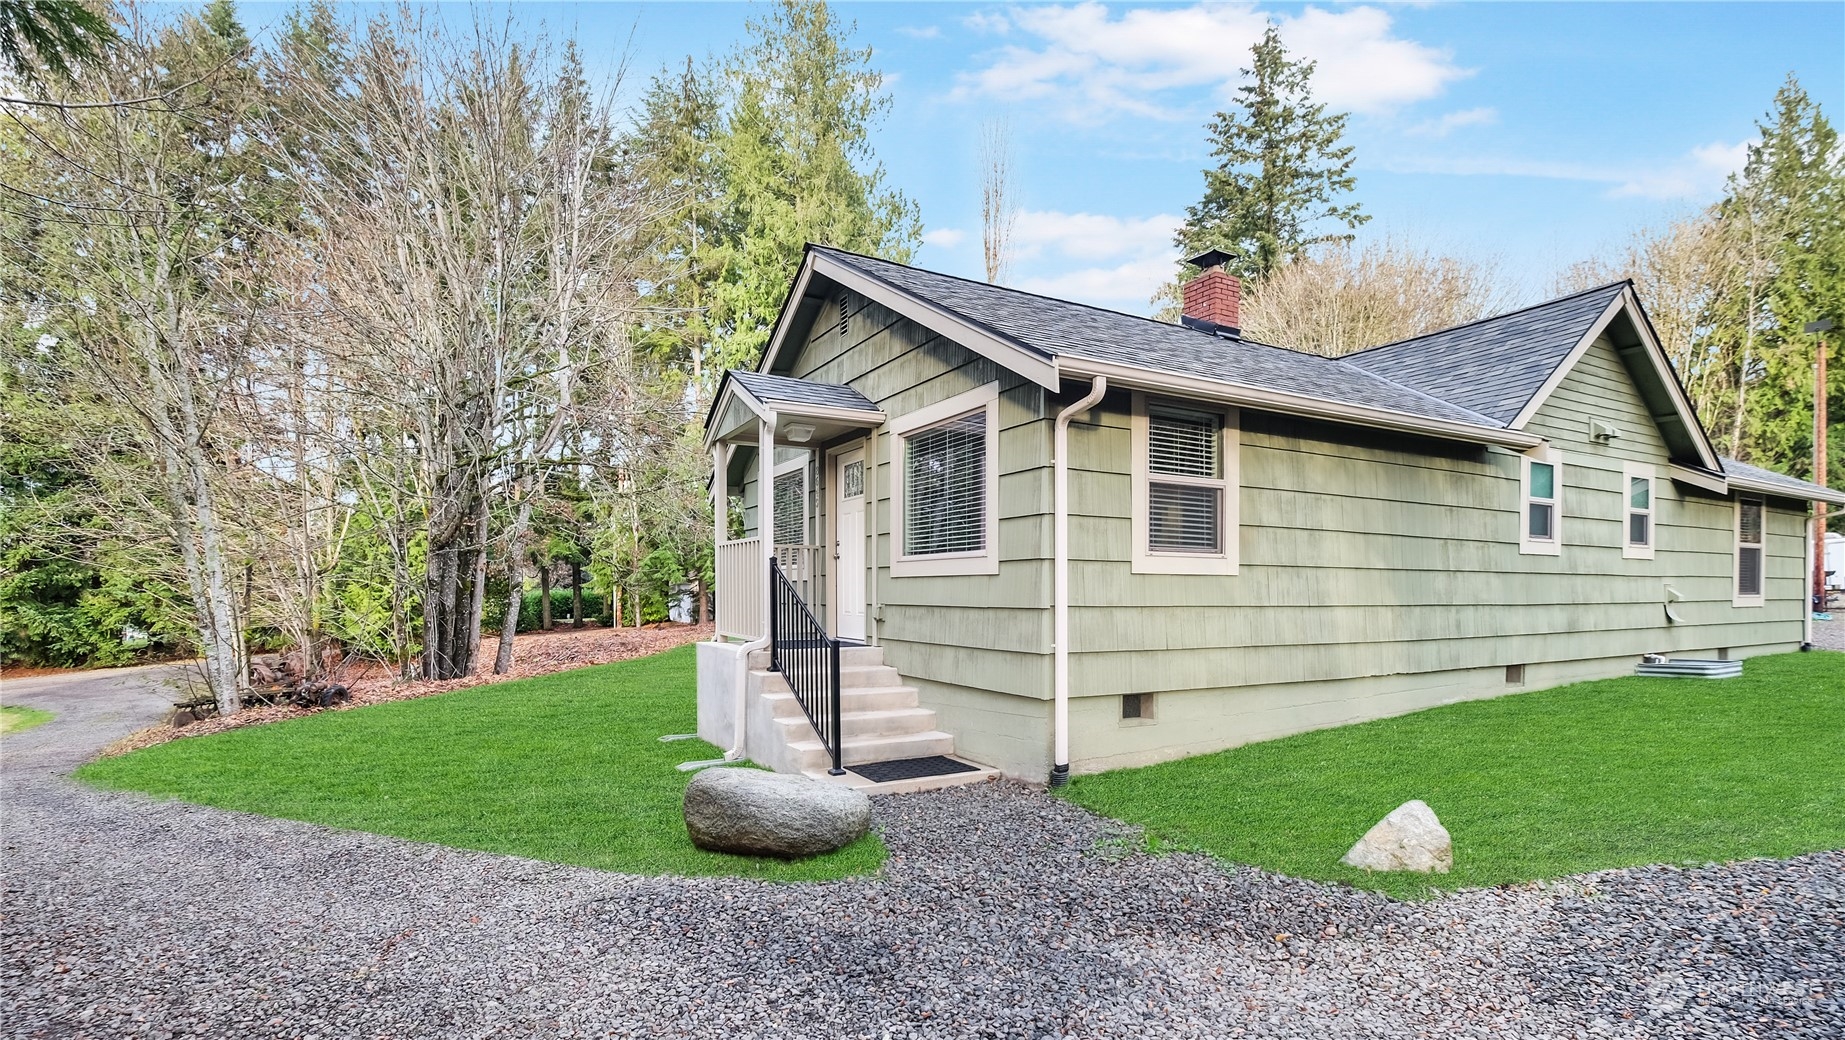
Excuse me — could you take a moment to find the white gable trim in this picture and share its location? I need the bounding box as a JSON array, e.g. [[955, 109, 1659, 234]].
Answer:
[[759, 250, 1061, 390], [1508, 288, 1721, 471], [1667, 462, 1729, 495]]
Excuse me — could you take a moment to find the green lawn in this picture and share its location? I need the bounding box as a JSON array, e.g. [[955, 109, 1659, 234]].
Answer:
[[1062, 652, 1845, 899], [1, 705, 54, 735], [79, 646, 885, 881]]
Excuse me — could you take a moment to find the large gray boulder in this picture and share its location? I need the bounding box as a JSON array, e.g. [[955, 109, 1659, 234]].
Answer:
[[683, 767, 872, 858], [1341, 799, 1453, 874]]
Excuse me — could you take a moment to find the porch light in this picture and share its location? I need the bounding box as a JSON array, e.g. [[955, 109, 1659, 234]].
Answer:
[[784, 422, 816, 443]]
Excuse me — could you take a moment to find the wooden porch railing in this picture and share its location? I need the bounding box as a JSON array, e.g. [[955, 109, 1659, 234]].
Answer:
[[715, 537, 763, 640]]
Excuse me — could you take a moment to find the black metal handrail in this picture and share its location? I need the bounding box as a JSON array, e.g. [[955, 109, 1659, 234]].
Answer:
[[769, 556, 845, 776]]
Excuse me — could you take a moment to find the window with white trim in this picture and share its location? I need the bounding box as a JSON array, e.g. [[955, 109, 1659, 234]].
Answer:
[[1519, 446, 1562, 556], [771, 461, 807, 547], [1132, 393, 1239, 575], [890, 382, 1000, 577], [904, 412, 986, 554], [1734, 495, 1765, 605], [1623, 462, 1656, 560]]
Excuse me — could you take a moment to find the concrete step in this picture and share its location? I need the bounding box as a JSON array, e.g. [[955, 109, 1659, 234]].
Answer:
[[787, 730, 956, 770], [750, 664, 903, 694], [760, 686, 920, 719], [747, 644, 883, 671], [773, 706, 940, 742], [805, 761, 1002, 797]]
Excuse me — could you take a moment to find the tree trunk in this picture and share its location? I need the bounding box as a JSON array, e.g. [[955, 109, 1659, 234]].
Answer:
[[571, 561, 584, 629], [539, 564, 552, 630], [494, 488, 539, 674], [464, 498, 489, 675], [494, 553, 523, 675], [696, 574, 708, 625], [612, 584, 623, 630]]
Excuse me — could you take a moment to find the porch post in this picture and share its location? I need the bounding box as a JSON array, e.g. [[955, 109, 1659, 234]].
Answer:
[[757, 411, 778, 640], [711, 443, 730, 544]]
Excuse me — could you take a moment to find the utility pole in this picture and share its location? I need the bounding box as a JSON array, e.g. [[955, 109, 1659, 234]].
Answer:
[[1807, 317, 1834, 611]]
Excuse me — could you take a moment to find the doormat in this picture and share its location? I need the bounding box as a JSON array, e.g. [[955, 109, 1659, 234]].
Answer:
[[851, 755, 980, 784]]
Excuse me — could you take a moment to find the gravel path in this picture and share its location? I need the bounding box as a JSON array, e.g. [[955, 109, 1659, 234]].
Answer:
[[4, 668, 1840, 1039], [1810, 616, 1845, 652]]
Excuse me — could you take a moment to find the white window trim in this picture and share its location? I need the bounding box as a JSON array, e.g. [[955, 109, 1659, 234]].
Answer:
[[1622, 461, 1657, 561], [889, 382, 1001, 577], [771, 454, 809, 547], [1131, 391, 1240, 575], [1519, 444, 1563, 556], [1733, 494, 1766, 608]]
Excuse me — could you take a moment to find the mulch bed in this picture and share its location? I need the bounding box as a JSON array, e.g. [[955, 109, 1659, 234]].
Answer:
[[96, 622, 713, 760]]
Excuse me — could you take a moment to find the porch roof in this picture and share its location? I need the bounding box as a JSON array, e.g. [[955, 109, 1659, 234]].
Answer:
[[705, 369, 884, 448]]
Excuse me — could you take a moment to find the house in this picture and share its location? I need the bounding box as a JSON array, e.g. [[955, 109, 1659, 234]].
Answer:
[[696, 244, 1843, 786]]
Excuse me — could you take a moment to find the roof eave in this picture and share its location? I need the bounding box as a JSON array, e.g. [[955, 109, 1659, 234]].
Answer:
[[1058, 357, 1543, 451], [1728, 475, 1845, 506]]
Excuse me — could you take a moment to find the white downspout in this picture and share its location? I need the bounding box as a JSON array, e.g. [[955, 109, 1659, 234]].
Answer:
[[1051, 377, 1106, 787], [727, 411, 777, 763], [1804, 507, 1821, 649]]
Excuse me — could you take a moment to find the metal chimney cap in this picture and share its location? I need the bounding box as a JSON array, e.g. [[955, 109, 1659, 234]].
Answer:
[[1186, 248, 1236, 270], [1806, 318, 1835, 333]]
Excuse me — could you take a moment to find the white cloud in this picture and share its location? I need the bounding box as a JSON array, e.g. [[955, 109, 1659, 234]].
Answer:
[[1384, 138, 1749, 201], [1609, 140, 1746, 199], [1405, 106, 1498, 139], [1007, 209, 1183, 308], [952, 2, 1469, 123], [922, 227, 969, 248], [897, 25, 941, 40], [964, 10, 1012, 35]]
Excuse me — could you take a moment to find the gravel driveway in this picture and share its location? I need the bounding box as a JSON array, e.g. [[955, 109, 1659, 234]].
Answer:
[[3, 667, 1840, 1039]]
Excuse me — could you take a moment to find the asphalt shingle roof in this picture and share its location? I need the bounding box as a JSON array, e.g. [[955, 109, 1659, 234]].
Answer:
[[1342, 283, 1630, 425], [814, 248, 1635, 432], [1721, 456, 1839, 500], [816, 248, 1499, 427], [728, 370, 880, 414]]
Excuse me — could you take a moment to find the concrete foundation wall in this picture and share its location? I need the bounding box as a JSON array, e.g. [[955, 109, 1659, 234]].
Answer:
[[695, 640, 746, 752], [1060, 638, 1800, 776]]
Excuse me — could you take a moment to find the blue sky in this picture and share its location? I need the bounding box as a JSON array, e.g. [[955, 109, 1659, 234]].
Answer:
[[236, 2, 1843, 314]]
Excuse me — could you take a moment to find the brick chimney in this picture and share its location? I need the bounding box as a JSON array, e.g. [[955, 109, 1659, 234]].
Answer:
[[1180, 248, 1240, 335]]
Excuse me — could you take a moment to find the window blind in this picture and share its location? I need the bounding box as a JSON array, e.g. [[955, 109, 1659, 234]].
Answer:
[[1147, 408, 1223, 553], [1737, 498, 1764, 597], [1149, 483, 1222, 552], [904, 411, 986, 555], [1148, 408, 1219, 477], [772, 470, 806, 546]]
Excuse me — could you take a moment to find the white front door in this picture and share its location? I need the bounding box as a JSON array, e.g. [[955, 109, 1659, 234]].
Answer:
[[832, 444, 868, 642]]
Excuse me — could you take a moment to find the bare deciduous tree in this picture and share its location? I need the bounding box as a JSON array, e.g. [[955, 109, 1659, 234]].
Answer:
[[980, 117, 1017, 285], [1241, 238, 1512, 357]]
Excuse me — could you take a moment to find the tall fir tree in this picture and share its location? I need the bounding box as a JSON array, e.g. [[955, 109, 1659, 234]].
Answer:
[[634, 0, 918, 386], [1174, 25, 1367, 284], [1717, 76, 1845, 480]]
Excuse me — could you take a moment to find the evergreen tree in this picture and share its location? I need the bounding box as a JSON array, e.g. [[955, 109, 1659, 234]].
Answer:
[[635, 0, 919, 385], [1174, 25, 1367, 283], [0, 0, 115, 87], [1717, 76, 1845, 479]]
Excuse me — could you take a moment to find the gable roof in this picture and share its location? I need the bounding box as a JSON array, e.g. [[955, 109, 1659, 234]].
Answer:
[[724, 370, 879, 415], [809, 248, 1498, 428], [1342, 283, 1629, 425], [751, 246, 1735, 467]]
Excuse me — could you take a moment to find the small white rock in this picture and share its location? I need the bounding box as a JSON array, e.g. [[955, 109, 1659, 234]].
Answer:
[[1341, 799, 1453, 874]]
